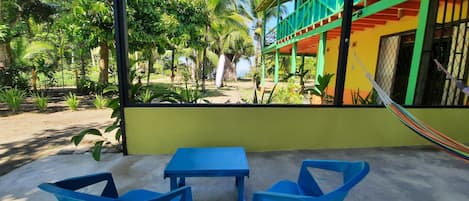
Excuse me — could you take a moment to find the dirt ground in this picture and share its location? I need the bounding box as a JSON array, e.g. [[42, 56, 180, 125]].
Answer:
[[0, 79, 313, 176], [0, 108, 116, 176]]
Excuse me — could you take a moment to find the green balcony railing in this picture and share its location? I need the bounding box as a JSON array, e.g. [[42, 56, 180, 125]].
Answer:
[[276, 0, 362, 41]]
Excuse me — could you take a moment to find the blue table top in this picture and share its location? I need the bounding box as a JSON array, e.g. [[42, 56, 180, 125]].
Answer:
[[164, 147, 249, 177]]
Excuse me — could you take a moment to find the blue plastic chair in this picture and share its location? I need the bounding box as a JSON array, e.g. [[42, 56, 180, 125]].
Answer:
[[253, 160, 369, 201], [38, 172, 192, 201]]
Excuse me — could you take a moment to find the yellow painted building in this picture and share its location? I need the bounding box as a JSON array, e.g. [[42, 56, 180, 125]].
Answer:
[[259, 0, 469, 106]]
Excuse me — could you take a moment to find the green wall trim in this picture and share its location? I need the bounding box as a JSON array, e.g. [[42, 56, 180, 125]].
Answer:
[[405, 0, 430, 105], [125, 107, 469, 154]]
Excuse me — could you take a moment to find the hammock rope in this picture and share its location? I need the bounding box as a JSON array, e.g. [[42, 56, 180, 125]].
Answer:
[[352, 53, 469, 162]]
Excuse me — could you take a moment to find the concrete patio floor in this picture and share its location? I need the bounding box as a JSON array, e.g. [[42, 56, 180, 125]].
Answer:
[[0, 147, 468, 201]]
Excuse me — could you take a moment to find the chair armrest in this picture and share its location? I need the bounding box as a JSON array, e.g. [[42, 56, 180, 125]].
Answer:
[[300, 160, 369, 193], [149, 186, 192, 201], [54, 172, 119, 198], [253, 192, 313, 201], [301, 160, 351, 172]]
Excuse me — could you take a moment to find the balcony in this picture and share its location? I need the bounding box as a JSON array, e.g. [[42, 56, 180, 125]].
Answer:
[[276, 0, 362, 41]]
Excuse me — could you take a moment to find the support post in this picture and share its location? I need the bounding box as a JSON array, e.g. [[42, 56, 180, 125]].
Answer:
[[334, 0, 353, 106], [316, 31, 327, 83], [291, 43, 297, 76], [405, 0, 439, 105], [113, 0, 130, 155], [275, 49, 280, 83]]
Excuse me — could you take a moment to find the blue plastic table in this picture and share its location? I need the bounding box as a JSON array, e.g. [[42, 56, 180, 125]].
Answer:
[[164, 147, 250, 201]]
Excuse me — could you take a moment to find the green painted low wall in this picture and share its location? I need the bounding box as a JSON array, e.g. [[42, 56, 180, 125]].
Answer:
[[124, 107, 469, 154]]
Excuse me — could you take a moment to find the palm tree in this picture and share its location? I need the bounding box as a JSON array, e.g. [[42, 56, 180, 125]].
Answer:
[[201, 0, 251, 90], [245, 0, 287, 73], [22, 41, 57, 91], [227, 30, 255, 81]]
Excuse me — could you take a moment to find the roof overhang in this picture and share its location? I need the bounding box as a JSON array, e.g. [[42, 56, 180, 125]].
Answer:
[[255, 0, 290, 12]]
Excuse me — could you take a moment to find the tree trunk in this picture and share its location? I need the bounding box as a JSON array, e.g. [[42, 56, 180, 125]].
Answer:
[[80, 49, 86, 79], [201, 25, 209, 92], [146, 51, 153, 85], [231, 55, 238, 82], [91, 49, 96, 67], [99, 42, 109, 84], [255, 38, 261, 70], [31, 67, 37, 91], [0, 42, 12, 70], [171, 49, 176, 82]]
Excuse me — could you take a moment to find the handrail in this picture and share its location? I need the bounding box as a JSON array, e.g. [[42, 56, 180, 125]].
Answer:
[[276, 0, 363, 41]]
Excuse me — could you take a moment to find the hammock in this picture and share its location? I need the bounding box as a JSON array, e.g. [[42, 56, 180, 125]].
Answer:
[[433, 59, 469, 96], [352, 53, 469, 162]]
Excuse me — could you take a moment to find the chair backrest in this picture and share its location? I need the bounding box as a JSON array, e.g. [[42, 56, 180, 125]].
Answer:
[[298, 160, 369, 200], [38, 172, 120, 201], [38, 183, 116, 201]]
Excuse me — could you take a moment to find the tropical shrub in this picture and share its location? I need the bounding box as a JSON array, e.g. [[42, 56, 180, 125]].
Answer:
[[33, 93, 48, 112], [351, 89, 379, 105], [273, 78, 304, 104], [77, 78, 95, 94], [65, 92, 80, 111], [0, 88, 26, 112], [306, 73, 334, 97], [140, 89, 154, 103], [93, 94, 108, 109], [243, 84, 277, 104], [0, 67, 29, 90]]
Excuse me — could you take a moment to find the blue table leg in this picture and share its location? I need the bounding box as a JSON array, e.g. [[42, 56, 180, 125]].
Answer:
[[179, 177, 186, 187], [236, 176, 245, 201], [170, 177, 177, 190]]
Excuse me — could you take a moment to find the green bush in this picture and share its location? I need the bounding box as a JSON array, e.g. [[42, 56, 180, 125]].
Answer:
[[33, 93, 48, 112], [140, 89, 154, 103], [273, 78, 304, 104], [0, 67, 30, 90], [65, 92, 80, 111], [0, 88, 26, 112], [93, 94, 108, 109], [0, 88, 26, 113], [77, 78, 97, 95]]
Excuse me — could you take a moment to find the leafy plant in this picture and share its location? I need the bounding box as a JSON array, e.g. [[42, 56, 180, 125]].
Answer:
[[140, 89, 154, 103], [72, 86, 121, 161], [0, 88, 26, 112], [307, 73, 334, 97], [78, 78, 98, 95], [65, 92, 80, 111], [33, 93, 48, 112], [351, 89, 379, 105], [250, 84, 277, 104], [72, 68, 141, 161], [273, 78, 304, 104], [93, 94, 108, 109], [72, 67, 214, 161]]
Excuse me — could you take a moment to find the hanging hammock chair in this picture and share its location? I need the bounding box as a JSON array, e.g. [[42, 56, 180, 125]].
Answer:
[[352, 53, 469, 162]]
